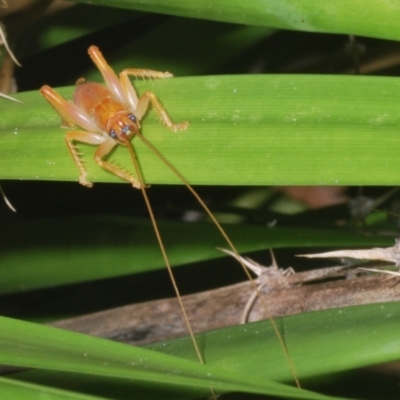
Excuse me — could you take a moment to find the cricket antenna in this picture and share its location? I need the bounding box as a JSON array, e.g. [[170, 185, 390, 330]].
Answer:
[[135, 131, 301, 389], [125, 139, 218, 398]]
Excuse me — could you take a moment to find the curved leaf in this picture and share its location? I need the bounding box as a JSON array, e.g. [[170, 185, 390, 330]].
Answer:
[[72, 0, 400, 41], [0, 315, 334, 400]]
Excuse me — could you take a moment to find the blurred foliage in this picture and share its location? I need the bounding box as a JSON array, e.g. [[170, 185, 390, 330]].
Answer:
[[1, 1, 400, 399]]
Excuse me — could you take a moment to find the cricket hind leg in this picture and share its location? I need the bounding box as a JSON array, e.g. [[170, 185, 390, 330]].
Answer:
[[90, 49, 187, 131], [87, 45, 174, 112], [40, 85, 100, 133], [88, 46, 128, 104]]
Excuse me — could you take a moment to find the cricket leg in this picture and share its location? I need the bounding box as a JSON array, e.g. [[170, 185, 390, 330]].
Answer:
[[94, 139, 142, 188], [87, 46, 172, 108], [134, 91, 189, 132], [87, 46, 127, 104], [119, 68, 173, 111], [65, 131, 105, 188], [41, 85, 99, 133]]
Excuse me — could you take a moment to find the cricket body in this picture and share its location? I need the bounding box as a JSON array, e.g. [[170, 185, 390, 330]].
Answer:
[[40, 46, 300, 391], [40, 45, 188, 188]]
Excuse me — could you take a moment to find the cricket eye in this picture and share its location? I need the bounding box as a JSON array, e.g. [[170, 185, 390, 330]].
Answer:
[[109, 129, 117, 139], [128, 114, 137, 122]]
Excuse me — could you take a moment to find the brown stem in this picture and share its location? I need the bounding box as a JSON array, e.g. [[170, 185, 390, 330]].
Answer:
[[50, 265, 400, 346]]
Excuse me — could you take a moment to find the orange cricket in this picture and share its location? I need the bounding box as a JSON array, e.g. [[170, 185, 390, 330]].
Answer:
[[40, 45, 188, 188], [39, 45, 205, 364]]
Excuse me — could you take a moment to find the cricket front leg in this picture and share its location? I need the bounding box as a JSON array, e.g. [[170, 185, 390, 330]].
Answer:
[[94, 139, 142, 189], [119, 69, 173, 110], [65, 131, 105, 188], [122, 68, 173, 80], [119, 65, 188, 131], [41, 85, 99, 133], [134, 91, 189, 132]]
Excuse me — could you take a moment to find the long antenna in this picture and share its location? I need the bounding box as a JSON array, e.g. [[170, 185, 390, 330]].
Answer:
[[135, 131, 301, 389], [126, 139, 219, 399], [125, 140, 204, 362]]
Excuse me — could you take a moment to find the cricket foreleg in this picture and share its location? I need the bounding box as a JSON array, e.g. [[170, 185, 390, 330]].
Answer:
[[122, 68, 173, 80], [65, 131, 105, 188], [119, 69, 173, 111], [94, 139, 142, 189], [135, 91, 189, 132]]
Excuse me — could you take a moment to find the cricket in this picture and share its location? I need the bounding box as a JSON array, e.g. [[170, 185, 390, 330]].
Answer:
[[40, 46, 300, 391]]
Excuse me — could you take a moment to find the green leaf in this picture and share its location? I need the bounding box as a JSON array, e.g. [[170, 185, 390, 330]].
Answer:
[[2, 75, 400, 186], [0, 376, 106, 400], [150, 302, 400, 382], [71, 0, 400, 41], [0, 315, 335, 400], [0, 214, 393, 294], [21, 10, 273, 75], [17, 5, 139, 56], [4, 3, 400, 399], [6, 302, 400, 399]]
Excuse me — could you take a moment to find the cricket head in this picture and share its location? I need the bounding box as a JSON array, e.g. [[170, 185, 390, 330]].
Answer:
[[106, 111, 140, 143]]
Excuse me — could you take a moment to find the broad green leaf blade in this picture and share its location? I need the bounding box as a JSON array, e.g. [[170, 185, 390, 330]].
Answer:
[[0, 215, 393, 294], [83, 20, 274, 78], [17, 5, 139, 57], [72, 0, 400, 41], [10, 370, 201, 400], [7, 303, 400, 399], [0, 315, 335, 400], [22, 11, 273, 76], [149, 302, 400, 381], [1, 75, 400, 186], [0, 376, 107, 400]]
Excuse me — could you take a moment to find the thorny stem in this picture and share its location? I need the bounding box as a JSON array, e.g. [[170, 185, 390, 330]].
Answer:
[[135, 131, 301, 389], [0, 23, 20, 67], [0, 20, 21, 103], [0, 184, 15, 212], [0, 19, 19, 212]]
